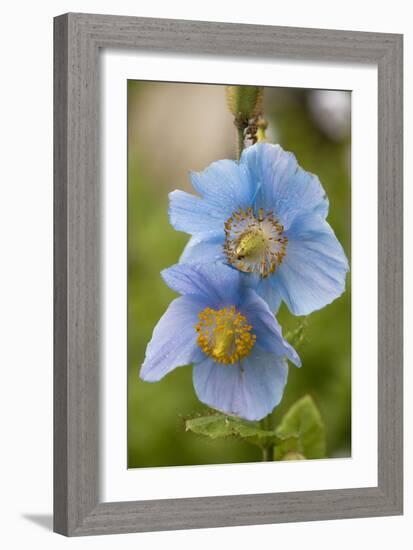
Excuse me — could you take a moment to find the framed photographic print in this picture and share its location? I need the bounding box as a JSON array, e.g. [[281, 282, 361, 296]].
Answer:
[[54, 13, 403, 536]]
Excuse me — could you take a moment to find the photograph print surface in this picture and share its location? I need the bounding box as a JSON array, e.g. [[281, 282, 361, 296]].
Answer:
[[127, 81, 351, 468]]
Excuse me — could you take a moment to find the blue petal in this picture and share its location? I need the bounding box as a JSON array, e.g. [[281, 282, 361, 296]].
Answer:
[[140, 295, 206, 382], [190, 159, 257, 211], [240, 289, 301, 367], [252, 274, 283, 314], [180, 235, 225, 264], [274, 212, 349, 315], [169, 159, 258, 239], [162, 262, 241, 306], [241, 143, 329, 229], [169, 190, 225, 238], [193, 350, 289, 421], [241, 272, 282, 315]]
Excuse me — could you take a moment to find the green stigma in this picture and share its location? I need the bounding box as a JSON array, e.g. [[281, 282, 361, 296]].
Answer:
[[236, 228, 267, 260]]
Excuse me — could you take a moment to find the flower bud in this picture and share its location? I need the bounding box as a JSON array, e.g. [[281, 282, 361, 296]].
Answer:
[[225, 86, 264, 125]]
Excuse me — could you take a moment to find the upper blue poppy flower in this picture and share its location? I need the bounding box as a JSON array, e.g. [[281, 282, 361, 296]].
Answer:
[[169, 143, 349, 315], [140, 262, 300, 421]]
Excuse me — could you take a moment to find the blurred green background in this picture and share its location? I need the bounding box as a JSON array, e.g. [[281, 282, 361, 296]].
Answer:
[[127, 81, 351, 468]]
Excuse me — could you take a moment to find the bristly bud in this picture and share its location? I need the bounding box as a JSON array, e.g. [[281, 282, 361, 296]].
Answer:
[[225, 86, 264, 126]]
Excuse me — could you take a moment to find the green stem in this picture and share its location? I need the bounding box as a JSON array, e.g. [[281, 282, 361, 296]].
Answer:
[[236, 126, 245, 160], [256, 116, 268, 143], [262, 446, 273, 461], [260, 414, 274, 461], [260, 414, 272, 431]]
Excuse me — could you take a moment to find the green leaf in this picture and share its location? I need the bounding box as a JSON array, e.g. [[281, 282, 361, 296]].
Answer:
[[274, 395, 326, 460], [285, 318, 308, 350], [185, 413, 278, 449], [184, 396, 326, 460]]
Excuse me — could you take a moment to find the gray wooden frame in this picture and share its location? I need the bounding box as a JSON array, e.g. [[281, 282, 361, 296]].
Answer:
[[54, 12, 403, 536]]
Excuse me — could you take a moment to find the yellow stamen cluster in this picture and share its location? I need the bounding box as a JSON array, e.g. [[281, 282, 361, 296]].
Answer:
[[195, 305, 256, 365], [224, 207, 288, 278]]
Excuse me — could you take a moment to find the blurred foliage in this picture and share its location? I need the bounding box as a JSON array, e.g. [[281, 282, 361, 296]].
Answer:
[[127, 82, 351, 468], [272, 395, 326, 460], [185, 395, 326, 462]]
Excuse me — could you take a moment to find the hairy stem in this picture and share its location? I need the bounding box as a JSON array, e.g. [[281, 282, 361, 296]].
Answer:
[[260, 414, 274, 461], [262, 446, 273, 461], [236, 125, 245, 160]]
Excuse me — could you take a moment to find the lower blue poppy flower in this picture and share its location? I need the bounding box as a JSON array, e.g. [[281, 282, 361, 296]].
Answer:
[[140, 263, 301, 421]]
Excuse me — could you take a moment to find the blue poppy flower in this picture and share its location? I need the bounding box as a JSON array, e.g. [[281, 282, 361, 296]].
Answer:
[[140, 263, 301, 421], [169, 143, 349, 315]]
